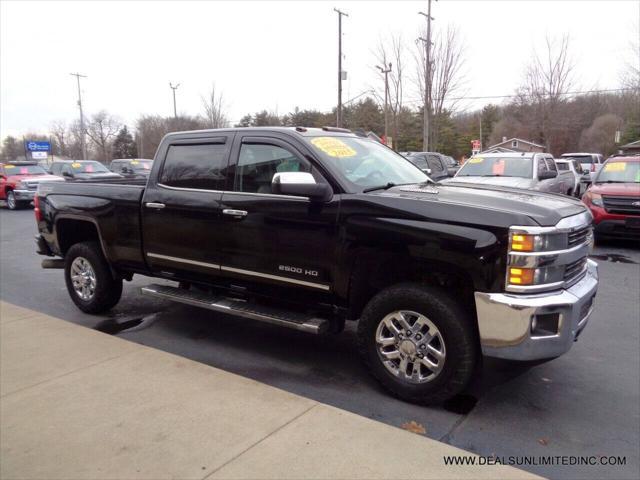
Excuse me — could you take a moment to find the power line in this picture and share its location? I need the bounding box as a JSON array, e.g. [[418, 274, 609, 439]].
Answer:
[[403, 87, 638, 105]]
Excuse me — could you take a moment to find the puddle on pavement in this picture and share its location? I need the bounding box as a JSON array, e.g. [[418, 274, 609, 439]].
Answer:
[[93, 313, 158, 334], [590, 253, 638, 264], [442, 394, 478, 414]]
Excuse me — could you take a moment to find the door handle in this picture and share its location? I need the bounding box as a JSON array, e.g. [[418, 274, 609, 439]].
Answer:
[[145, 202, 166, 209], [223, 209, 248, 218]]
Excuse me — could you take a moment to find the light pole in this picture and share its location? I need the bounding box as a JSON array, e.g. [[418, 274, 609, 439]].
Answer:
[[377, 63, 392, 143], [419, 1, 434, 152], [334, 8, 348, 127], [169, 82, 180, 118], [70, 72, 87, 159]]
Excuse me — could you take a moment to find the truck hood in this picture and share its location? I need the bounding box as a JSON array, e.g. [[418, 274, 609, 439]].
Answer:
[[376, 182, 587, 227], [444, 176, 535, 189], [588, 182, 640, 196]]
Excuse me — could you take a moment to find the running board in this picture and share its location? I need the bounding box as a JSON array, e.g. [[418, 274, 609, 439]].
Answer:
[[140, 284, 329, 334]]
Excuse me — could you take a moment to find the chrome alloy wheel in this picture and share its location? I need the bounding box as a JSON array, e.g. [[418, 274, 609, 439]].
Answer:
[[375, 310, 446, 384], [70, 257, 97, 301], [6, 191, 16, 210]]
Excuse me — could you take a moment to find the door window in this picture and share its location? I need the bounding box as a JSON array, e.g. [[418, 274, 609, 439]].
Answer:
[[545, 158, 558, 172], [62, 164, 72, 176], [51, 163, 62, 175], [234, 143, 310, 194], [427, 155, 444, 174], [160, 143, 228, 190], [537, 158, 548, 176]]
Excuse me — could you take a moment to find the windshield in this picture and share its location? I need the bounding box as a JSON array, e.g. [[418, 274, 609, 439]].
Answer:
[[3, 164, 47, 176], [307, 136, 428, 189], [70, 161, 109, 173], [565, 155, 594, 164], [595, 161, 640, 183], [130, 160, 152, 171], [456, 156, 533, 178]]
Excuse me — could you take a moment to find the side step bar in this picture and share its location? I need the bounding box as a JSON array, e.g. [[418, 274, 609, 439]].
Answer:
[[140, 284, 329, 334]]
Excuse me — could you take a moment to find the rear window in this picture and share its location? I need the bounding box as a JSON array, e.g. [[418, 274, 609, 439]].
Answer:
[[567, 155, 595, 164], [556, 162, 569, 171], [160, 143, 228, 190]]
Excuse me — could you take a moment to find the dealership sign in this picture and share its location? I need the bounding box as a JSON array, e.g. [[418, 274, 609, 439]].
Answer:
[[25, 141, 51, 152]]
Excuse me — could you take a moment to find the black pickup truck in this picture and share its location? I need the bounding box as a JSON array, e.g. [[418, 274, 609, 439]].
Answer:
[[34, 127, 598, 404]]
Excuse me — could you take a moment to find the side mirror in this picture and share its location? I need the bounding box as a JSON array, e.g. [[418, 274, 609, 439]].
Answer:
[[271, 172, 332, 202], [538, 170, 557, 180], [423, 168, 432, 175]]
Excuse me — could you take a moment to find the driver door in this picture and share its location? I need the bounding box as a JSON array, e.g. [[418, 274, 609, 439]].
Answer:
[[217, 133, 340, 298]]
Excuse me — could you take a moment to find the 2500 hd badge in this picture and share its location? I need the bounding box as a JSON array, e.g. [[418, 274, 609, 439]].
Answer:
[[34, 126, 598, 405]]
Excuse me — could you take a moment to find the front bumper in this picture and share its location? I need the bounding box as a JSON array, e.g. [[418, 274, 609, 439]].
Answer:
[[475, 259, 598, 361], [594, 219, 640, 238], [13, 189, 35, 201]]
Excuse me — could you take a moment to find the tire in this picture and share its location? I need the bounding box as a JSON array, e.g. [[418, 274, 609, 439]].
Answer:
[[567, 189, 573, 197], [357, 283, 478, 405], [6, 190, 18, 210], [64, 241, 122, 314]]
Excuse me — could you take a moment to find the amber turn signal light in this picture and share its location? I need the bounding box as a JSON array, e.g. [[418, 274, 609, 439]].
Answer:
[[508, 267, 535, 285], [510, 234, 535, 252]]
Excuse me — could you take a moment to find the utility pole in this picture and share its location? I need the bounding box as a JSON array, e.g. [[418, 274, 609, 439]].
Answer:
[[70, 72, 88, 159], [479, 114, 483, 152], [377, 63, 392, 143], [334, 8, 348, 127], [169, 82, 180, 118], [419, 1, 434, 152]]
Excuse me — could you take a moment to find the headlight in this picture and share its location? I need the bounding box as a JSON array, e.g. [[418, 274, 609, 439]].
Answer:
[[507, 266, 564, 286], [508, 231, 566, 252], [585, 192, 603, 207]]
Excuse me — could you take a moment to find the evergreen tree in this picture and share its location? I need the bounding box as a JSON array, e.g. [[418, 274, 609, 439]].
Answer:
[[111, 126, 138, 159]]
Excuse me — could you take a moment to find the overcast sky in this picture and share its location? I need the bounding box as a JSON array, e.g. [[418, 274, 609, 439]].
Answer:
[[1, 0, 638, 139]]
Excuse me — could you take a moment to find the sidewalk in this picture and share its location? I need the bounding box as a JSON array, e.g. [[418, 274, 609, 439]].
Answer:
[[0, 301, 540, 480]]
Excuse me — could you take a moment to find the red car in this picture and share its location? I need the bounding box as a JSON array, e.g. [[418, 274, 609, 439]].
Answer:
[[582, 155, 640, 240], [0, 161, 64, 210]]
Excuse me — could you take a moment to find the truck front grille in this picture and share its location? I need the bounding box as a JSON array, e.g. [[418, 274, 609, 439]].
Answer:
[[568, 225, 591, 247], [564, 257, 588, 284], [602, 195, 640, 215]]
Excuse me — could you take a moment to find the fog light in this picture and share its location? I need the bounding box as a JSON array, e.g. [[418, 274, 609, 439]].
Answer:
[[531, 313, 560, 337]]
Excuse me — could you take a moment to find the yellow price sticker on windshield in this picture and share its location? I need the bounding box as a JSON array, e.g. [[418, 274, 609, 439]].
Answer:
[[5, 164, 15, 169], [604, 162, 626, 172], [310, 137, 356, 158], [71, 162, 82, 168], [131, 160, 139, 165], [468, 157, 483, 164]]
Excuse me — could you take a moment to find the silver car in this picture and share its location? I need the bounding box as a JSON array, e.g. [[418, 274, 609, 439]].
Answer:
[[446, 152, 573, 194], [560, 152, 604, 183]]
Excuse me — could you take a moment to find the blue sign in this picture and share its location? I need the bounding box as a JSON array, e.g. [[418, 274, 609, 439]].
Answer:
[[25, 141, 50, 152]]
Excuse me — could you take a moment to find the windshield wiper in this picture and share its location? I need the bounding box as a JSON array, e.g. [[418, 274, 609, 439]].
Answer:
[[363, 182, 397, 193], [595, 180, 629, 184]]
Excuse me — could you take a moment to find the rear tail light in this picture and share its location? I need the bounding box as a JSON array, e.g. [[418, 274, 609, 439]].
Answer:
[[34, 194, 42, 222]]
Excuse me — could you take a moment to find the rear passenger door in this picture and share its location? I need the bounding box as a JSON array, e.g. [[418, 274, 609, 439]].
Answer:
[[141, 135, 233, 283]]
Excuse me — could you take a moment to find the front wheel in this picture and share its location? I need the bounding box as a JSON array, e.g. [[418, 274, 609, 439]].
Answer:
[[64, 241, 123, 313], [357, 284, 478, 405], [6, 190, 19, 210]]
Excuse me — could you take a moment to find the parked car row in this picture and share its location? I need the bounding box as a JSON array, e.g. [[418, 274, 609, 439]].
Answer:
[[1, 158, 154, 209]]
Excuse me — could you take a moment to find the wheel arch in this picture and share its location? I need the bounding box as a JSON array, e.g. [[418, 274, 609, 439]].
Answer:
[[54, 217, 115, 278]]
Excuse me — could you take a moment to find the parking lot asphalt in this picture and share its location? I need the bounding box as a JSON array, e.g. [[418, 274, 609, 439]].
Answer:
[[1, 208, 638, 480]]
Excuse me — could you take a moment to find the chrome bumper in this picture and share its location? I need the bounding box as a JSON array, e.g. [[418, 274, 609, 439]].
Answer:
[[475, 259, 598, 361], [13, 189, 35, 200]]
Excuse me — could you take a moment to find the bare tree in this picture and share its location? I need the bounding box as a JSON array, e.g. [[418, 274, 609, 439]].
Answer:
[[86, 111, 121, 162], [620, 19, 640, 91], [201, 83, 229, 129], [517, 34, 575, 153], [50, 120, 69, 157], [414, 25, 466, 150], [373, 34, 405, 147]]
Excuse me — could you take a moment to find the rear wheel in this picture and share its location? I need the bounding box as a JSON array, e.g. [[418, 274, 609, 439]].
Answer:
[[357, 284, 477, 405], [64, 241, 122, 313]]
